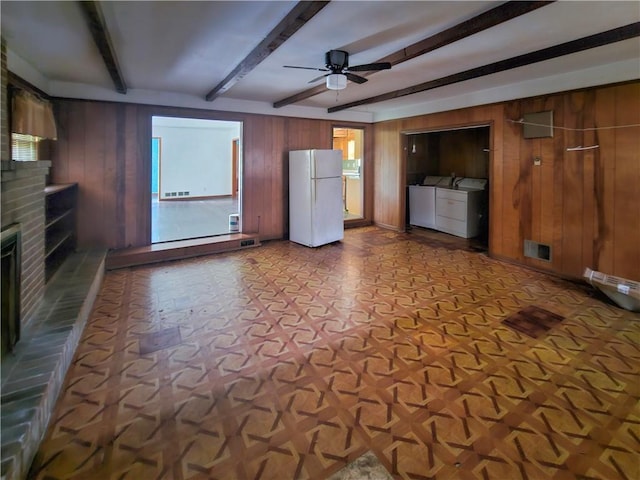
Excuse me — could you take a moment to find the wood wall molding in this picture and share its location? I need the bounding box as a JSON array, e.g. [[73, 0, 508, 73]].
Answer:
[[205, 1, 330, 102], [78, 1, 127, 94], [329, 22, 640, 113], [273, 1, 552, 108]]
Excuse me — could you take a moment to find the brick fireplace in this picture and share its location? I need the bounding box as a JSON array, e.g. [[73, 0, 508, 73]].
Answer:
[[0, 160, 50, 329]]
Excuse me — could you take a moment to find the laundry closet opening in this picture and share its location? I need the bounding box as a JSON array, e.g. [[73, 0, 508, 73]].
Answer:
[[405, 125, 490, 249]]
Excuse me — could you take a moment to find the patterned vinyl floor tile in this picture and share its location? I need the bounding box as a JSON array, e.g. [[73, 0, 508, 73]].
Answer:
[[502, 306, 565, 338], [28, 227, 640, 480]]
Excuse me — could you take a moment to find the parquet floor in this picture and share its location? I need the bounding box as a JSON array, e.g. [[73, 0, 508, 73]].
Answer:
[[29, 227, 640, 480]]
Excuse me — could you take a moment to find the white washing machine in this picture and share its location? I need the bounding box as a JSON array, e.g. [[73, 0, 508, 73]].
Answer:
[[409, 176, 449, 229]]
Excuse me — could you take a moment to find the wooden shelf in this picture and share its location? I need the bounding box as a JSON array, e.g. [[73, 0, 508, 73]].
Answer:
[[46, 208, 74, 229], [45, 230, 73, 259], [45, 183, 78, 282], [45, 183, 77, 196]]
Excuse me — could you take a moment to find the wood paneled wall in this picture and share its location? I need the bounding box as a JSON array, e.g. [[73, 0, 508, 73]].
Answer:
[[51, 100, 372, 249], [406, 129, 490, 186], [374, 82, 640, 281], [49, 82, 638, 280], [437, 128, 489, 179]]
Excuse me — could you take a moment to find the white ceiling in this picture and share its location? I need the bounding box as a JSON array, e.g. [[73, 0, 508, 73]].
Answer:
[[2, 1, 639, 123]]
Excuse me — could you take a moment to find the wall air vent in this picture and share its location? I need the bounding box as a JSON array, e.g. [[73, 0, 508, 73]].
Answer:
[[524, 240, 552, 262]]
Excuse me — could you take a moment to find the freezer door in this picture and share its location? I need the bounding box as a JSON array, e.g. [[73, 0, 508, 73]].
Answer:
[[290, 150, 312, 179], [310, 177, 344, 246], [311, 149, 342, 179]]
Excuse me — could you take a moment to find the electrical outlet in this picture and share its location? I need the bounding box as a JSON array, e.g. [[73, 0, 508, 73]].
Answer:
[[533, 156, 542, 166]]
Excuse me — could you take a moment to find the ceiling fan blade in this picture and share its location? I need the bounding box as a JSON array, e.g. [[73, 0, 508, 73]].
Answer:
[[347, 62, 392, 72], [308, 73, 330, 84], [283, 65, 328, 71], [344, 73, 368, 84]]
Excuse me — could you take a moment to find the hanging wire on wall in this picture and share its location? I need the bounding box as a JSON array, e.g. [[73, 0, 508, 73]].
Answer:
[[507, 118, 640, 151], [506, 118, 640, 132], [566, 145, 600, 151]]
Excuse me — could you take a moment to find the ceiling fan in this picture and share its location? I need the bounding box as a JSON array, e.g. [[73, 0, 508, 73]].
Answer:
[[284, 50, 391, 90]]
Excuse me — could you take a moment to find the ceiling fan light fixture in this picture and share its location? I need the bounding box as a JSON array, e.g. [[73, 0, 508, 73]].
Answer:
[[326, 73, 347, 90]]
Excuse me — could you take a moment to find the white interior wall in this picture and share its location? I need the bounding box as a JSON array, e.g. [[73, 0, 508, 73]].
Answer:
[[152, 117, 240, 199]]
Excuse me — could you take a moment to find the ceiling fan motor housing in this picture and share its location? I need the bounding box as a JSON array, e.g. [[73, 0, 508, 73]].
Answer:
[[326, 50, 348, 71]]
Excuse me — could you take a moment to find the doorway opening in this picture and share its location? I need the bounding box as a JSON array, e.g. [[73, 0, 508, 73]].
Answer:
[[151, 116, 243, 243], [405, 125, 490, 249], [332, 127, 364, 220]]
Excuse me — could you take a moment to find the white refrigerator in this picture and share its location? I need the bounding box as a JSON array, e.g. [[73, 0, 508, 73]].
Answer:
[[289, 149, 344, 247]]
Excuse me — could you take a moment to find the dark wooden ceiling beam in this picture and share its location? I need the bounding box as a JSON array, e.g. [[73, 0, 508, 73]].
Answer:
[[273, 0, 553, 108], [78, 1, 127, 94], [328, 22, 640, 113], [205, 1, 330, 102]]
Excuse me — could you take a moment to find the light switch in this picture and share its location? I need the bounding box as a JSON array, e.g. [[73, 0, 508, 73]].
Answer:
[[534, 157, 542, 166]]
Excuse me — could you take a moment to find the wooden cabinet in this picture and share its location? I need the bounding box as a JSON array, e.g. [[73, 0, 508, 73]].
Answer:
[[45, 183, 77, 281]]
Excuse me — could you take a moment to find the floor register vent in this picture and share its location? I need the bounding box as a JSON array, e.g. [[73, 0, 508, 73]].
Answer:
[[524, 240, 552, 262]]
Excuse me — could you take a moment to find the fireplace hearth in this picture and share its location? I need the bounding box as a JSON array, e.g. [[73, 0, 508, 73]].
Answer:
[[0, 249, 106, 480]]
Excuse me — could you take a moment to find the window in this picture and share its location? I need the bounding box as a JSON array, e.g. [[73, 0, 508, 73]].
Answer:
[[11, 133, 40, 161], [9, 89, 57, 161]]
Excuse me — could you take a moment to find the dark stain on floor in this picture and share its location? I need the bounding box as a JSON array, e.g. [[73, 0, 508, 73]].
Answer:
[[502, 305, 564, 338]]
